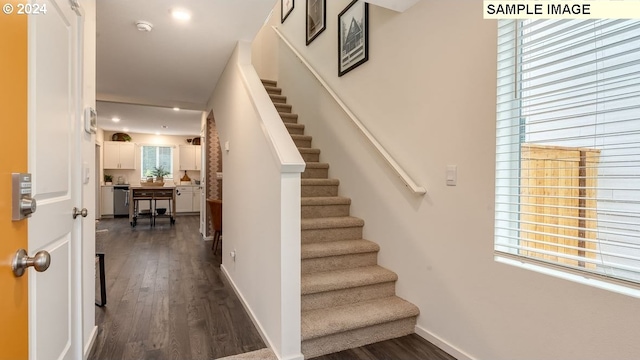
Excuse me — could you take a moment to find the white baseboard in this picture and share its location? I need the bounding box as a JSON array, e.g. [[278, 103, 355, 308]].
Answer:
[[83, 325, 98, 360], [415, 325, 476, 360]]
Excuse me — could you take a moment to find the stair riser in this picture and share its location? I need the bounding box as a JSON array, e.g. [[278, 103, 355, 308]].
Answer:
[[294, 138, 312, 148], [302, 204, 350, 218], [302, 168, 328, 179], [302, 252, 379, 275], [275, 104, 292, 113], [301, 152, 320, 162], [302, 227, 363, 243], [302, 317, 417, 359], [301, 282, 395, 311], [302, 185, 339, 197], [266, 87, 282, 95], [287, 127, 305, 135], [280, 114, 298, 124], [262, 80, 277, 87]]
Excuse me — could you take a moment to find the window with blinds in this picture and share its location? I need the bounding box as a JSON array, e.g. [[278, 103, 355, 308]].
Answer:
[[495, 19, 640, 287]]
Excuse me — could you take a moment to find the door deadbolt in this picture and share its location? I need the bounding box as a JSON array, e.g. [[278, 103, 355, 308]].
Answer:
[[12, 173, 36, 221], [73, 207, 88, 219], [12, 249, 51, 277]]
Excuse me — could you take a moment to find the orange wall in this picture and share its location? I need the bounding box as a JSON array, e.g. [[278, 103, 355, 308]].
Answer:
[[0, 3, 29, 359]]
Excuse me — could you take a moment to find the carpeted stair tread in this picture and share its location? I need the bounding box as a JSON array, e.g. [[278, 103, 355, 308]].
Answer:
[[261, 79, 277, 87], [264, 85, 282, 95], [302, 178, 339, 186], [305, 162, 329, 169], [299, 148, 321, 155], [280, 112, 298, 123], [286, 125, 305, 136], [301, 196, 350, 206], [301, 296, 419, 340], [301, 179, 340, 197], [275, 103, 292, 112], [302, 239, 379, 260], [292, 134, 313, 141], [269, 94, 287, 103], [302, 216, 364, 230], [215, 348, 277, 360], [301, 265, 397, 295]]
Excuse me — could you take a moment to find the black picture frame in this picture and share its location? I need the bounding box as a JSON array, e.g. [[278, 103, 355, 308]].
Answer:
[[338, 0, 369, 77], [306, 0, 326, 45], [281, 0, 294, 24]]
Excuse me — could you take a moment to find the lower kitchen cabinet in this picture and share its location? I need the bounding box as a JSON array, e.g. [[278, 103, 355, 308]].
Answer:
[[101, 187, 114, 216], [175, 186, 201, 213]]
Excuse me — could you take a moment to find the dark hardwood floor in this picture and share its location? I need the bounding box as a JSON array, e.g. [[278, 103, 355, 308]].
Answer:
[[89, 216, 265, 360], [88, 216, 456, 360], [311, 334, 456, 360]]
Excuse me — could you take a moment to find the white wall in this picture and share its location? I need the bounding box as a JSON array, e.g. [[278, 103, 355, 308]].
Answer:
[[267, 1, 640, 359], [80, 0, 97, 357], [208, 42, 304, 360], [252, 7, 280, 81]]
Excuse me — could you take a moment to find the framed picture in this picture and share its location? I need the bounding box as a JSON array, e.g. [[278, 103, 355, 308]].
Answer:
[[281, 0, 294, 23], [306, 0, 326, 45], [338, 0, 369, 77]]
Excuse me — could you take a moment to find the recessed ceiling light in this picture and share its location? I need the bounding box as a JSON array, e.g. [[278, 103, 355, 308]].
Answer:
[[135, 20, 153, 32], [112, 117, 120, 123], [171, 9, 191, 21], [173, 107, 180, 111]]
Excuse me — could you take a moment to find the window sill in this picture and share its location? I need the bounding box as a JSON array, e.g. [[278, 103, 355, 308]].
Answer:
[[495, 252, 640, 299]]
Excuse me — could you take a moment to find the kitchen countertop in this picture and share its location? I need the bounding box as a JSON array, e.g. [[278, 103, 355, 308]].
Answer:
[[102, 183, 199, 188]]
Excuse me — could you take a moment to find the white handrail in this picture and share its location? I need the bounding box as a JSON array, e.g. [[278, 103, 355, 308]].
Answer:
[[272, 27, 427, 195]]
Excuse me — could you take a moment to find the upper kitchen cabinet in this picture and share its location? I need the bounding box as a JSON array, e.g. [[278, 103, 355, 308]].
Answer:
[[104, 141, 136, 169], [179, 145, 202, 171]]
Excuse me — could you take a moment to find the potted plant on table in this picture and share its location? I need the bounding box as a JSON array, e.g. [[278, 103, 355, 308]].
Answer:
[[104, 174, 113, 185], [151, 165, 170, 185]]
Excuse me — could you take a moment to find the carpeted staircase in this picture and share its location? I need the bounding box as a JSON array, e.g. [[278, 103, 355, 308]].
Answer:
[[262, 79, 420, 359]]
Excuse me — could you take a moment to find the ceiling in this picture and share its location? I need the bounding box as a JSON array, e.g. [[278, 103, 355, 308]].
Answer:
[[96, 0, 276, 135]]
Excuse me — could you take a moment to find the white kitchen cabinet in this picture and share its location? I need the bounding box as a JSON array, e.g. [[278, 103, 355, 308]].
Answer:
[[175, 185, 201, 213], [104, 141, 136, 169], [100, 187, 114, 216], [175, 186, 193, 213], [179, 145, 202, 170]]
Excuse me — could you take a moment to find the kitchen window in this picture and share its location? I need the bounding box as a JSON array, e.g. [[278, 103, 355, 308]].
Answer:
[[141, 145, 173, 179]]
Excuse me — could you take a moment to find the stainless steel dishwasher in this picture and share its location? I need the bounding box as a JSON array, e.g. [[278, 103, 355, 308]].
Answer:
[[113, 185, 129, 216]]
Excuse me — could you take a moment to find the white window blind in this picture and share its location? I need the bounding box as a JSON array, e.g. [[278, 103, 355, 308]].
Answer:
[[495, 19, 640, 286]]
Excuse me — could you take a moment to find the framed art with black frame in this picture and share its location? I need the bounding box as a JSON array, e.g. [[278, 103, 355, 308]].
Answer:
[[306, 0, 326, 45], [282, 0, 294, 23], [338, 0, 369, 76]]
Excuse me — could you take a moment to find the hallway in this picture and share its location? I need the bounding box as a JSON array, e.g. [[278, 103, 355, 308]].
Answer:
[[88, 216, 265, 359], [88, 216, 456, 360]]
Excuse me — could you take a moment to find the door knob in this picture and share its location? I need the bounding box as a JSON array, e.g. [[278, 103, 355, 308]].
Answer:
[[12, 249, 51, 277], [73, 207, 88, 219]]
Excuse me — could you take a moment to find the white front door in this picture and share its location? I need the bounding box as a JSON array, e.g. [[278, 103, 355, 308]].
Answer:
[[28, 1, 82, 359]]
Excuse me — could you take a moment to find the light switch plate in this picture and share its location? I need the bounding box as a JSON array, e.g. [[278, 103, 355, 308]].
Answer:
[[446, 165, 457, 186]]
